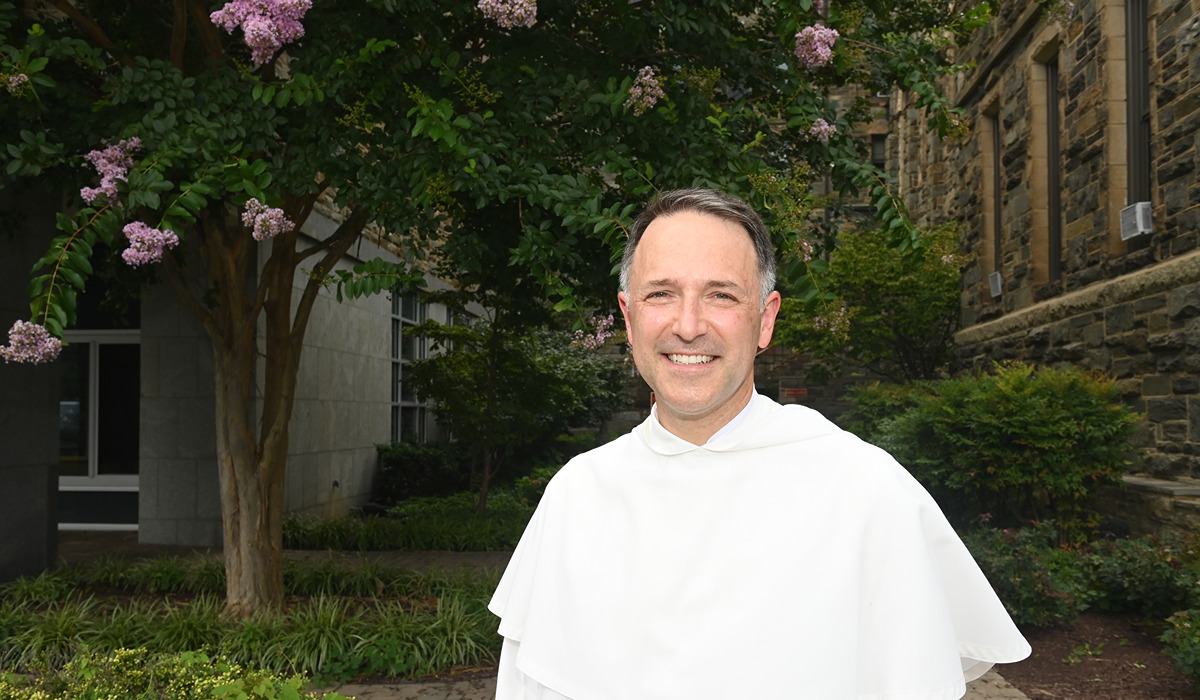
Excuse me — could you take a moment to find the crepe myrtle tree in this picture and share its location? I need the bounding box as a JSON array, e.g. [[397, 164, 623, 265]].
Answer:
[[1, 0, 987, 616]]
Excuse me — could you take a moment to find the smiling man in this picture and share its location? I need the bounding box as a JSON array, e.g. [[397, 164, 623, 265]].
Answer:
[[489, 189, 1030, 699]]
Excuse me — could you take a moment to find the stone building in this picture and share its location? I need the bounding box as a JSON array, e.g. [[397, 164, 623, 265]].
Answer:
[[890, 0, 1200, 532]]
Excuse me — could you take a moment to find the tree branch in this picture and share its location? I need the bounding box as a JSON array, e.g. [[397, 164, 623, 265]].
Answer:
[[188, 0, 225, 64], [52, 0, 132, 66], [170, 0, 188, 69], [290, 209, 370, 351]]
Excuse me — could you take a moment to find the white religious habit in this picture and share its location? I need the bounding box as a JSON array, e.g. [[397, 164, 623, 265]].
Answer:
[[490, 393, 1031, 700]]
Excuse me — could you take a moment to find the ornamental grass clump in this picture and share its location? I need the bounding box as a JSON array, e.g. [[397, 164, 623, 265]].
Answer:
[[0, 557, 501, 682]]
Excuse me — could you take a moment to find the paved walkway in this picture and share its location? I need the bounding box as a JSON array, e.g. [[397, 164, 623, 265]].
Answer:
[[58, 532, 1030, 700], [321, 668, 1029, 699]]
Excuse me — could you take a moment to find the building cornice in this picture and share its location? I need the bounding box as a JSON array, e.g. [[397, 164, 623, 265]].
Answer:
[[956, 248, 1200, 345]]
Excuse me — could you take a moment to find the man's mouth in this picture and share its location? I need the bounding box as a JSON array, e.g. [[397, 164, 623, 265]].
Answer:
[[666, 353, 716, 365]]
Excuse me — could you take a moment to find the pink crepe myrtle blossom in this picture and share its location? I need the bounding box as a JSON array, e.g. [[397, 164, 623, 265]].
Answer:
[[798, 239, 815, 262], [241, 198, 295, 240], [812, 303, 850, 337], [806, 118, 837, 142], [121, 221, 179, 267], [79, 137, 141, 206], [210, 0, 312, 66], [478, 0, 537, 29], [5, 72, 29, 96], [0, 320, 62, 364], [572, 314, 616, 350], [624, 66, 666, 116], [794, 24, 840, 69]]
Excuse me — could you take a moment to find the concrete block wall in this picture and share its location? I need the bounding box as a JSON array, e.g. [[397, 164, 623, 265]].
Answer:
[[283, 216, 392, 519], [138, 255, 222, 546], [140, 210, 398, 546], [0, 189, 60, 579]]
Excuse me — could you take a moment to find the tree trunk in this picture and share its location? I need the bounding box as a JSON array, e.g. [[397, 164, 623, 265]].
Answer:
[[213, 340, 285, 617], [171, 206, 365, 619]]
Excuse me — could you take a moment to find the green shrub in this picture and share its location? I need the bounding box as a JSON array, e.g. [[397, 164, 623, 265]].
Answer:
[[386, 491, 533, 550], [1082, 535, 1200, 619], [963, 524, 1089, 628], [0, 647, 351, 699], [850, 362, 1141, 538], [513, 465, 562, 506], [374, 442, 467, 505], [285, 490, 533, 552], [838, 380, 934, 440], [1163, 610, 1200, 692]]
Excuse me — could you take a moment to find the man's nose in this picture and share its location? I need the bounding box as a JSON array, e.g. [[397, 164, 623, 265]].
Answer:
[[672, 296, 708, 341]]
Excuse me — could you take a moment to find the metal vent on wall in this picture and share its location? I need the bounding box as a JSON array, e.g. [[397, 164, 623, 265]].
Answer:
[[988, 271, 1003, 298], [1120, 201, 1153, 240]]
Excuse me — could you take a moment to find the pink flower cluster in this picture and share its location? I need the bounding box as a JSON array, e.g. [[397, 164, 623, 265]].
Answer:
[[80, 137, 141, 206], [812, 304, 850, 335], [798, 239, 815, 262], [807, 118, 837, 142], [210, 0, 312, 66], [5, 72, 29, 95], [121, 221, 179, 267], [242, 198, 295, 240], [794, 24, 840, 68], [572, 314, 615, 350], [478, 0, 537, 29], [0, 320, 62, 364], [624, 66, 666, 116]]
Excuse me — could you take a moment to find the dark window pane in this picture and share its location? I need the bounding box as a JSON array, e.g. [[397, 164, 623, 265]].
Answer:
[[59, 343, 89, 476], [97, 343, 140, 475], [401, 406, 424, 442], [402, 293, 419, 322]]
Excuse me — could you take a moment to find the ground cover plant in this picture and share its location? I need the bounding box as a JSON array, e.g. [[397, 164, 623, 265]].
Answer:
[[284, 491, 535, 552], [0, 556, 501, 685], [0, 647, 351, 700]]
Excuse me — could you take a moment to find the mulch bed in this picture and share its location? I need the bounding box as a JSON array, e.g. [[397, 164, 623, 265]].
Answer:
[[1000, 612, 1199, 699]]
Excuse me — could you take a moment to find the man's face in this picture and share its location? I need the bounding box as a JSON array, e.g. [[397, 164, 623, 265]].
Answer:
[[618, 210, 781, 443]]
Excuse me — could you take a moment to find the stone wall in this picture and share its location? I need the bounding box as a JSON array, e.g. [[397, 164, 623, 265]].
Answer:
[[894, 0, 1200, 491]]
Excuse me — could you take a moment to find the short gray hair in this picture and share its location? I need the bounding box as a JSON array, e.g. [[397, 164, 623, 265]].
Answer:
[[619, 188, 777, 306]]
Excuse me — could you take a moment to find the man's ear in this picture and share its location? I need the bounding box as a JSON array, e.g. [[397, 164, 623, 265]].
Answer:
[[618, 291, 632, 348], [757, 290, 782, 350]]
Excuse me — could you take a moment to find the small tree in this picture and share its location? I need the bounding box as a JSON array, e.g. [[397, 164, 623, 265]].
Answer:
[[776, 222, 967, 382], [407, 312, 625, 512]]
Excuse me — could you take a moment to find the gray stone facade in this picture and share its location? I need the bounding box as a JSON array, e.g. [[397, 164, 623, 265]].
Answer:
[[891, 0, 1200, 528]]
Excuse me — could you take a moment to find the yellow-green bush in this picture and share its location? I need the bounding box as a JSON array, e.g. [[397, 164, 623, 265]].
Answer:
[[0, 647, 350, 699]]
